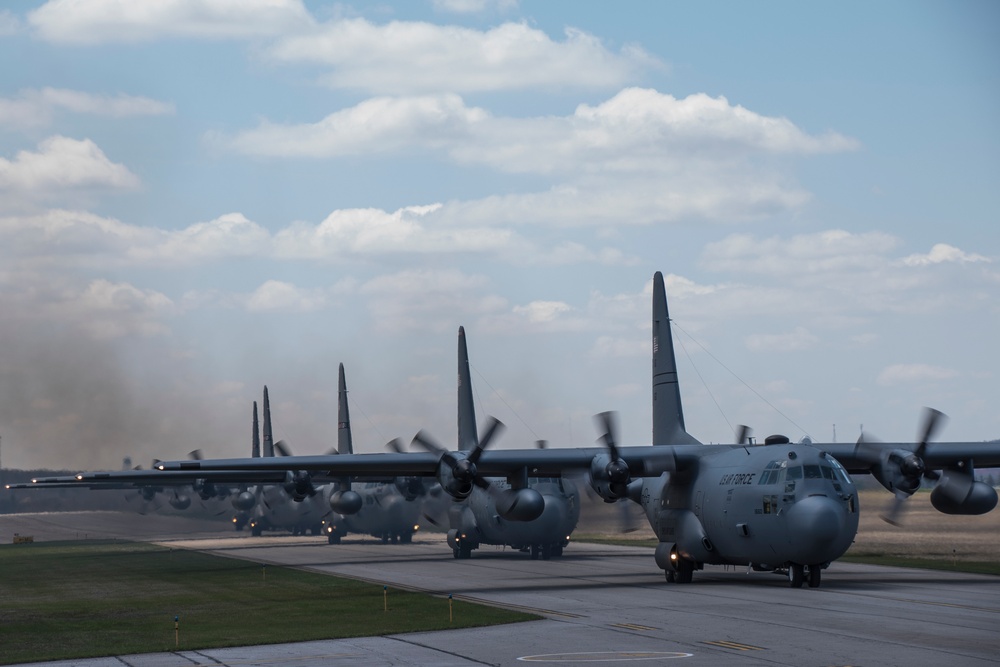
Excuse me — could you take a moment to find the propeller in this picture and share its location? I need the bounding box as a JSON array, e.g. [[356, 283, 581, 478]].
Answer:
[[591, 411, 631, 501], [880, 408, 945, 526], [411, 417, 544, 521], [853, 408, 947, 526]]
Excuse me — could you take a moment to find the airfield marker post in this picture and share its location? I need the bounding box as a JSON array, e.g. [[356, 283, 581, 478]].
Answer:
[[262, 563, 266, 584], [449, 593, 453, 624], [174, 615, 179, 648], [383, 585, 387, 612]]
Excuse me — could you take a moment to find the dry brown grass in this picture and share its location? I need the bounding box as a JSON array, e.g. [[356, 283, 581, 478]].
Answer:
[[576, 489, 1000, 562], [852, 490, 999, 561]]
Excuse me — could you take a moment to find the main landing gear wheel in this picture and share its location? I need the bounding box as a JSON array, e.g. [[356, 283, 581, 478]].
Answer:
[[328, 535, 340, 545], [788, 563, 804, 588], [807, 564, 822, 588], [530, 545, 540, 560]]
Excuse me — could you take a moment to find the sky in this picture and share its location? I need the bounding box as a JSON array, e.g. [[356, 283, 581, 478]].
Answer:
[[1, 0, 998, 471]]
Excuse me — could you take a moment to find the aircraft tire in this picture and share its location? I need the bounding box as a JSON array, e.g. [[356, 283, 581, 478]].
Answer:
[[530, 545, 540, 560], [458, 544, 473, 559], [665, 570, 676, 583], [676, 559, 694, 584], [552, 545, 563, 558], [788, 563, 804, 588], [541, 545, 551, 561], [400, 532, 413, 544], [251, 526, 262, 537], [453, 547, 460, 559], [328, 535, 341, 545], [807, 565, 822, 588]]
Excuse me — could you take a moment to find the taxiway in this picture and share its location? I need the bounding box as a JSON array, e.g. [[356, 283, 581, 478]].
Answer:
[[2, 511, 998, 666]]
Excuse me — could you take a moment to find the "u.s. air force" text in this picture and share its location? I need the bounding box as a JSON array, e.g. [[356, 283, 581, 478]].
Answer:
[[719, 473, 756, 485]]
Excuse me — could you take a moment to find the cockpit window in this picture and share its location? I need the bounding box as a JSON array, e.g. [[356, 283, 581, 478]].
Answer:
[[803, 464, 822, 479], [786, 466, 802, 480], [823, 453, 854, 485], [820, 465, 834, 480], [758, 460, 786, 485]]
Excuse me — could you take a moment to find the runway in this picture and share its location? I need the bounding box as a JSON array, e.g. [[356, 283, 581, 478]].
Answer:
[[3, 511, 999, 666]]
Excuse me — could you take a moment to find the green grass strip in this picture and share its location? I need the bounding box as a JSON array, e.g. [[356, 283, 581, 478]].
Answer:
[[0, 540, 536, 665]]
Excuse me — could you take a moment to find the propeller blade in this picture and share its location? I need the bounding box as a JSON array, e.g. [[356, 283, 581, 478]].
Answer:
[[274, 440, 292, 457], [536, 440, 548, 449], [916, 407, 946, 456], [385, 438, 405, 454], [595, 411, 620, 460], [736, 425, 752, 445], [411, 430, 447, 455], [188, 449, 204, 461], [880, 492, 908, 526], [469, 417, 505, 465]]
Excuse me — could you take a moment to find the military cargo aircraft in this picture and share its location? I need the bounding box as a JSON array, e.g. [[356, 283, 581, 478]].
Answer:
[[410, 326, 581, 559], [320, 362, 424, 545], [154, 271, 1000, 585]]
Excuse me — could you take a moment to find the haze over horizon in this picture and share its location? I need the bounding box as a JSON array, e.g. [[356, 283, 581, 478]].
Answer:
[[1, 1, 997, 471]]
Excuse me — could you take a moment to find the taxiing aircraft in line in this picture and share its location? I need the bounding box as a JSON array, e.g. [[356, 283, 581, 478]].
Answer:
[[160, 271, 1000, 587], [410, 326, 581, 560]]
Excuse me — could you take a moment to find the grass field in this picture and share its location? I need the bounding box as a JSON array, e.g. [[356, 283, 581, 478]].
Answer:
[[0, 540, 537, 666]]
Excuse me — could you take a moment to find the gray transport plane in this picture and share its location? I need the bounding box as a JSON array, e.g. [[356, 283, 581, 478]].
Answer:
[[411, 326, 581, 559], [320, 362, 424, 545], [153, 271, 1000, 586]]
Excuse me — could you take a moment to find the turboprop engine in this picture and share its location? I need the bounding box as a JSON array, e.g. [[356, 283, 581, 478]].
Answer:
[[231, 490, 256, 512], [329, 488, 362, 515]]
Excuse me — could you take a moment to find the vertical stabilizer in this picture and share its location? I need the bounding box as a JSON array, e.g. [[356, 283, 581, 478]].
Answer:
[[252, 401, 260, 458], [652, 272, 701, 445], [262, 386, 275, 457], [457, 326, 479, 452], [338, 363, 354, 455]]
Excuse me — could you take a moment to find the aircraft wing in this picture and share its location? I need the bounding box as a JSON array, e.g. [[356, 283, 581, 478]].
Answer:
[[156, 444, 712, 478], [808, 441, 1000, 474], [12, 469, 292, 488]]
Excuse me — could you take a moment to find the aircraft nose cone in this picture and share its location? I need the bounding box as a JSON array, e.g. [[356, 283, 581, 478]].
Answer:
[[787, 495, 844, 547]]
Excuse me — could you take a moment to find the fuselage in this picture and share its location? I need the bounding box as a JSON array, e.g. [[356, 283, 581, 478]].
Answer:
[[644, 443, 859, 570], [451, 477, 581, 553]]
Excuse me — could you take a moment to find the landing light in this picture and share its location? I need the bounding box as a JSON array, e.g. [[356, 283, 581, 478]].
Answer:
[[413, 524, 420, 532], [670, 552, 678, 561], [75, 475, 83, 481]]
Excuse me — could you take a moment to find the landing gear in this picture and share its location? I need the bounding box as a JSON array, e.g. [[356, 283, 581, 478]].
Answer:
[[328, 534, 340, 545], [788, 563, 804, 588], [807, 564, 822, 588], [664, 558, 694, 583], [453, 544, 473, 559], [251, 525, 262, 537]]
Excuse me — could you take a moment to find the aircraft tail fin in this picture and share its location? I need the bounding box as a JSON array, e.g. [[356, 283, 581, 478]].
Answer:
[[262, 386, 275, 457], [252, 400, 260, 458], [457, 326, 479, 452], [652, 272, 701, 445], [338, 363, 354, 455]]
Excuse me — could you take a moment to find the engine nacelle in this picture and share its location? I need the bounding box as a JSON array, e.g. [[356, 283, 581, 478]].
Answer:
[[394, 476, 424, 501], [871, 448, 924, 495], [231, 490, 256, 512], [437, 461, 474, 501], [169, 494, 191, 511], [284, 471, 317, 502], [330, 489, 362, 515], [197, 481, 218, 501], [495, 488, 545, 521], [589, 453, 630, 502], [140, 486, 158, 502], [930, 477, 998, 515]]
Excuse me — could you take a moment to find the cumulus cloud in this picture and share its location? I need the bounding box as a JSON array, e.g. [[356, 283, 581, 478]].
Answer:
[[0, 136, 140, 192], [266, 20, 658, 93], [245, 280, 327, 313], [702, 230, 899, 275], [877, 363, 960, 386], [29, 0, 314, 44], [900, 243, 990, 267], [359, 269, 506, 333], [0, 88, 174, 129], [226, 89, 857, 170]]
